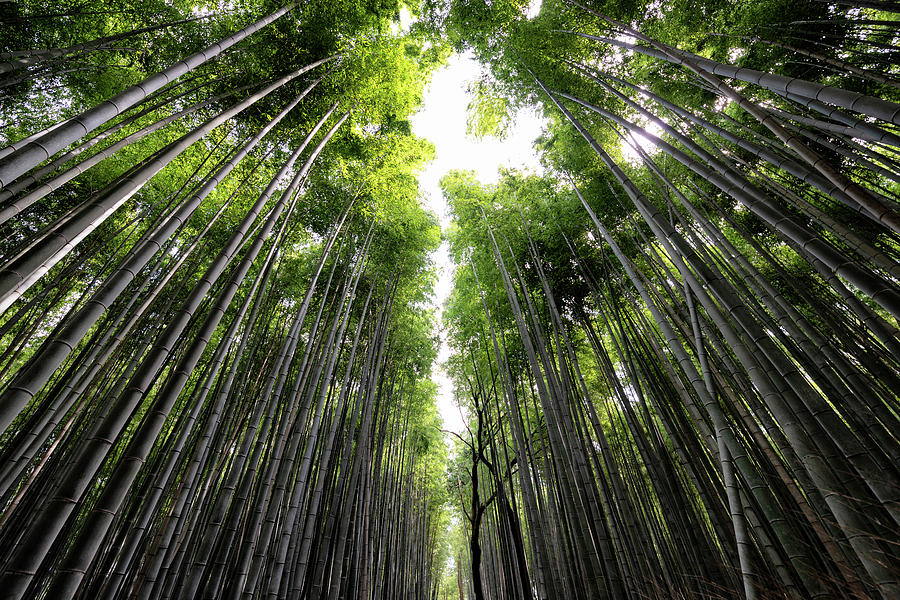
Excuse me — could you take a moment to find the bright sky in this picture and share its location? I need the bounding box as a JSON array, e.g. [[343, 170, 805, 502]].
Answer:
[[410, 52, 545, 435]]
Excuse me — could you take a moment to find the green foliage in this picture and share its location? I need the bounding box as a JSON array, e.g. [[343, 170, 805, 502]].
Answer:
[[465, 76, 512, 139], [4, 0, 900, 597]]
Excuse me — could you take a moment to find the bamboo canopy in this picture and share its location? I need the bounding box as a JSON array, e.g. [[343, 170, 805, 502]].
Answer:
[[0, 0, 899, 598]]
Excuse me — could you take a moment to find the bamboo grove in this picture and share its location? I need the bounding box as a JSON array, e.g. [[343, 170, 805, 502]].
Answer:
[[0, 1, 448, 598], [438, 0, 900, 599], [2, 0, 900, 599]]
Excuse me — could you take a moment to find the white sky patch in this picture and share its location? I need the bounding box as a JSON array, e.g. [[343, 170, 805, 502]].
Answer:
[[413, 53, 545, 193], [400, 7, 413, 30], [391, 7, 413, 35], [620, 119, 665, 165], [728, 46, 746, 62], [644, 0, 665, 20], [526, 0, 543, 19], [411, 52, 545, 436]]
